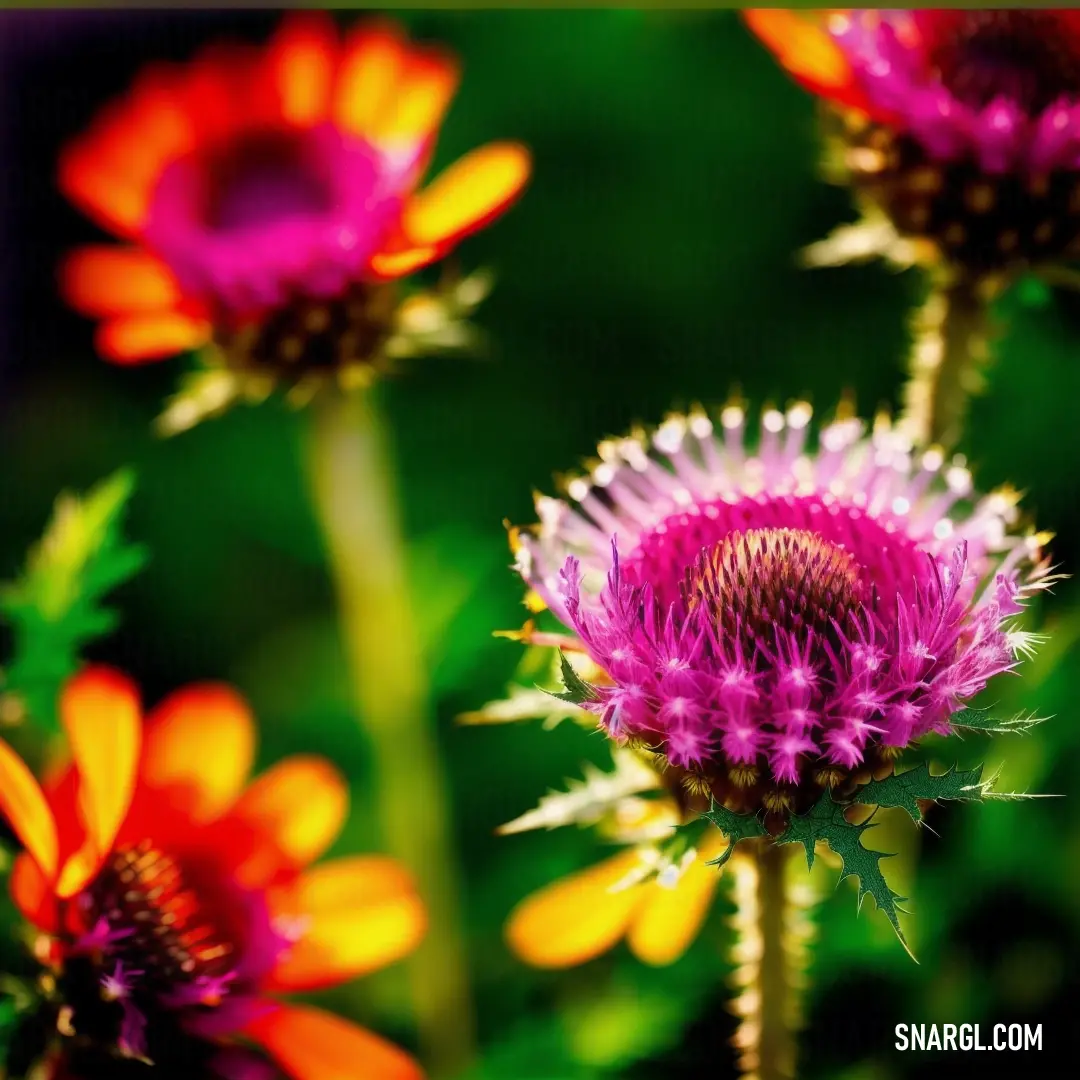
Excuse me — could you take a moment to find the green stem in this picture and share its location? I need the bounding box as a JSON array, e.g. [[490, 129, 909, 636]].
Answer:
[[901, 275, 994, 450], [756, 842, 796, 1080], [730, 841, 804, 1080], [307, 390, 474, 1078]]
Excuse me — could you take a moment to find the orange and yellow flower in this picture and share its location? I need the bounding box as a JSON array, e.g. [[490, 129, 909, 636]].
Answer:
[[58, 13, 530, 385], [0, 667, 426, 1080]]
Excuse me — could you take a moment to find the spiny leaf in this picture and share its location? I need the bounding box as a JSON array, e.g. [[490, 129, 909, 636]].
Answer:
[[699, 802, 768, 869], [545, 650, 599, 705], [777, 790, 912, 956], [950, 707, 1048, 736], [969, 764, 1062, 804], [497, 749, 660, 835], [852, 762, 986, 823], [0, 470, 147, 731]]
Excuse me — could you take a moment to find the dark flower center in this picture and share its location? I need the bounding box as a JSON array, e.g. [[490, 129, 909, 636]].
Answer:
[[837, 112, 1080, 274], [89, 841, 234, 988], [930, 11, 1080, 113], [205, 131, 332, 232], [682, 528, 864, 651], [213, 280, 398, 378]]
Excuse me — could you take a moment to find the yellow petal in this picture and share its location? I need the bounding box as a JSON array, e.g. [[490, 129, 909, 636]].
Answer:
[[506, 850, 647, 969], [0, 740, 58, 881], [227, 756, 349, 882], [626, 836, 726, 966], [402, 142, 531, 248], [97, 312, 210, 365], [268, 855, 426, 991], [368, 47, 459, 143], [368, 245, 440, 279], [141, 683, 256, 822], [56, 667, 141, 898], [333, 21, 405, 137], [270, 13, 338, 126]]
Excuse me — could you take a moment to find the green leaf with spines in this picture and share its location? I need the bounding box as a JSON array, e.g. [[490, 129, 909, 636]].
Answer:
[[693, 758, 1050, 954], [852, 762, 987, 823], [777, 790, 912, 956], [0, 470, 147, 731], [699, 802, 768, 868], [950, 707, 1048, 735], [544, 650, 599, 705]]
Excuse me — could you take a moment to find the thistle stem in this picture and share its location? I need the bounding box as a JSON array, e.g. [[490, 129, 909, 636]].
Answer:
[[900, 274, 995, 450], [307, 390, 474, 1078], [730, 841, 813, 1080]]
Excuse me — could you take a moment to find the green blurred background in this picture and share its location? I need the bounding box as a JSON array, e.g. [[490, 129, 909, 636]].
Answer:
[[2, 8, 1079, 1078]]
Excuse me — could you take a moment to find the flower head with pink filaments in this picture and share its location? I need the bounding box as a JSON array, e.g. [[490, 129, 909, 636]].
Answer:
[[514, 403, 1051, 823]]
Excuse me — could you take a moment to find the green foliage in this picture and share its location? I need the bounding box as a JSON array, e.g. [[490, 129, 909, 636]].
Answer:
[[851, 762, 987, 823], [546, 651, 599, 705], [695, 759, 1050, 955], [0, 975, 36, 1068], [777, 790, 912, 956], [0, 470, 147, 731], [0, 995, 14, 1069], [699, 801, 768, 868]]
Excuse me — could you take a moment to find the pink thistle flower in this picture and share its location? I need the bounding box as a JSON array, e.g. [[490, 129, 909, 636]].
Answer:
[[514, 404, 1051, 821]]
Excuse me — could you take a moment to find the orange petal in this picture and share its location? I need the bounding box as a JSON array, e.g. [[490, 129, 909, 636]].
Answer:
[[60, 246, 181, 318], [10, 853, 58, 932], [333, 21, 407, 138], [505, 850, 648, 969], [141, 684, 256, 822], [0, 739, 58, 881], [227, 756, 349, 882], [58, 143, 150, 239], [269, 12, 339, 127], [176, 44, 266, 147], [368, 47, 460, 144], [368, 244, 440, 279], [402, 142, 531, 249], [124, 67, 198, 176], [56, 667, 141, 899], [96, 311, 210, 365], [626, 835, 726, 967], [246, 1004, 423, 1080], [268, 855, 426, 991], [58, 71, 198, 239], [743, 10, 871, 113]]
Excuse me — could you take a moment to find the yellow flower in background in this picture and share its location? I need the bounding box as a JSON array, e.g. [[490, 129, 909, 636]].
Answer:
[[506, 826, 728, 970]]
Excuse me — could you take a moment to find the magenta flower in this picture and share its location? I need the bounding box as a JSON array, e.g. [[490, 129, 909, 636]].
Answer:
[[515, 404, 1050, 821]]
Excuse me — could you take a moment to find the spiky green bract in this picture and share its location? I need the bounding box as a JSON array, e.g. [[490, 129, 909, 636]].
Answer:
[[699, 802, 768, 868], [545, 650, 599, 705], [852, 762, 986, 823], [0, 470, 147, 731], [776, 790, 913, 956]]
